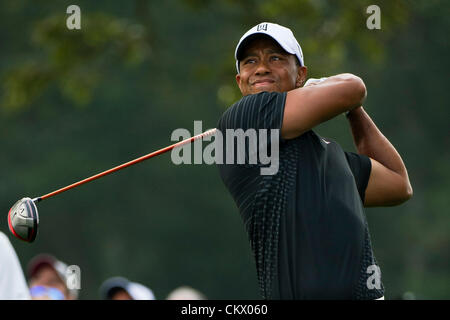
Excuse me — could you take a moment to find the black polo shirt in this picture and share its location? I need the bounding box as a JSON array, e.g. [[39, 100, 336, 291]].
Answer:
[[217, 91, 384, 300]]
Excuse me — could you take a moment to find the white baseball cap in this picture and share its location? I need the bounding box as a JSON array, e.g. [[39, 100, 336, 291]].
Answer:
[[235, 22, 304, 73]]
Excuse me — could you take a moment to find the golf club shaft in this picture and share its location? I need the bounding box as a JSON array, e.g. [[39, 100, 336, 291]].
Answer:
[[33, 128, 217, 203]]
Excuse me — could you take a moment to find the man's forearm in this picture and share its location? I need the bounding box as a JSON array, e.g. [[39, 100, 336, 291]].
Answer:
[[347, 107, 411, 183], [318, 74, 367, 112]]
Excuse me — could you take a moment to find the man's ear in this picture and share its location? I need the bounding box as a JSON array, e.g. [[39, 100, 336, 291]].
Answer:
[[236, 73, 242, 90], [295, 66, 308, 88]]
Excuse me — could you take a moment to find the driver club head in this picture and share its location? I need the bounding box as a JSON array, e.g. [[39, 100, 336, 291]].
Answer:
[[8, 197, 39, 243]]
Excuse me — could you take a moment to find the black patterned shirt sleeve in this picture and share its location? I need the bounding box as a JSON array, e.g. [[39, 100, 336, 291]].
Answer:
[[344, 152, 372, 203]]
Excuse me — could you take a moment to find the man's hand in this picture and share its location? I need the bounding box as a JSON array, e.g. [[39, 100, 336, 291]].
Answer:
[[303, 77, 328, 87]]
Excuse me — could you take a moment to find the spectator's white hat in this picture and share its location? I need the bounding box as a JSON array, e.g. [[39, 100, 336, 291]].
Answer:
[[100, 276, 155, 300], [166, 286, 206, 300]]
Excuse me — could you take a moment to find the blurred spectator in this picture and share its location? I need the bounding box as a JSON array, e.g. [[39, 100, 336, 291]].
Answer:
[[0, 231, 31, 299], [100, 276, 156, 300], [27, 253, 78, 300], [401, 291, 416, 300], [394, 291, 417, 300], [166, 285, 206, 300]]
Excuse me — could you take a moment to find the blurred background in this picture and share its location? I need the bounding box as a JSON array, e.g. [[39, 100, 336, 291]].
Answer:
[[1, 0, 448, 299]]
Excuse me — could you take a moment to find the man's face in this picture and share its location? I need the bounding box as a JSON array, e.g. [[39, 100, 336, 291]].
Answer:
[[236, 36, 307, 96]]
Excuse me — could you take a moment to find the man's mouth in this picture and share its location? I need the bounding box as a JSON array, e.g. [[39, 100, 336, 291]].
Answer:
[[252, 79, 275, 87]]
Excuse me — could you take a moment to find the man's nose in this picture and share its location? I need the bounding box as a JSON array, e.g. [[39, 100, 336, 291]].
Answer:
[[254, 59, 271, 75]]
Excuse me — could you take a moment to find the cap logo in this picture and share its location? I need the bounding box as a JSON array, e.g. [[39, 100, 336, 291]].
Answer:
[[256, 23, 268, 31]]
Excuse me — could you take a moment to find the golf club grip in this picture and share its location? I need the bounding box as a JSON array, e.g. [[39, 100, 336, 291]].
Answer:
[[38, 128, 217, 201]]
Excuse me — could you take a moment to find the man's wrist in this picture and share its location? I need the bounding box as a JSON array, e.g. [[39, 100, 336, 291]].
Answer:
[[346, 106, 363, 119]]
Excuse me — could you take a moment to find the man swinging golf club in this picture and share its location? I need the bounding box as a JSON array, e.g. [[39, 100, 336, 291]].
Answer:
[[216, 22, 412, 300]]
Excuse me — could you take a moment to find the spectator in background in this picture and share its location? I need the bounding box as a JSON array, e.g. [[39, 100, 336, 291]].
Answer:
[[166, 285, 206, 300], [100, 276, 156, 300], [0, 231, 31, 299], [27, 253, 78, 300]]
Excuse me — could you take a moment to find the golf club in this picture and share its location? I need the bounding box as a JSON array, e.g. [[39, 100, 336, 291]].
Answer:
[[8, 128, 217, 243]]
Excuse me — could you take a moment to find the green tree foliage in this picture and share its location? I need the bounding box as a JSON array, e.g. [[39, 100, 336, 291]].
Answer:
[[2, 12, 150, 111]]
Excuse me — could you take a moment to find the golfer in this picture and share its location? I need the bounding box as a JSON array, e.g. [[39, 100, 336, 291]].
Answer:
[[217, 22, 412, 300]]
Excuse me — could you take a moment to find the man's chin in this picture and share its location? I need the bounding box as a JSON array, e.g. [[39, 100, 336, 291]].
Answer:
[[250, 85, 279, 94]]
